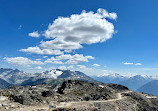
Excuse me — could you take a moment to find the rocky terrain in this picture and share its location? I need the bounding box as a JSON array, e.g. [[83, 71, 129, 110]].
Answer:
[[0, 80, 158, 111]]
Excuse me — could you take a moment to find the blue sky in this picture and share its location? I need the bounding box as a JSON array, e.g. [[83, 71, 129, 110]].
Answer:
[[0, 0, 158, 76]]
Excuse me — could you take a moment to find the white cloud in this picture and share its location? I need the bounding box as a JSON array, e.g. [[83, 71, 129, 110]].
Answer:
[[56, 54, 73, 60], [45, 67, 56, 71], [4, 57, 44, 67], [51, 61, 63, 64], [35, 66, 42, 70], [64, 49, 72, 53], [123, 62, 134, 65], [92, 64, 100, 67], [43, 56, 48, 58], [97, 8, 117, 20], [123, 62, 142, 66], [44, 54, 94, 65], [85, 56, 95, 59], [46, 57, 58, 61], [135, 63, 142, 66], [44, 59, 53, 63], [28, 31, 40, 38], [74, 66, 107, 76], [40, 39, 82, 50], [40, 8, 116, 51], [45, 57, 58, 63], [67, 65, 74, 69], [56, 54, 94, 64], [44, 57, 63, 64], [58, 66, 67, 70], [18, 25, 22, 30], [77, 65, 86, 69], [20, 47, 63, 55], [36, 59, 41, 61]]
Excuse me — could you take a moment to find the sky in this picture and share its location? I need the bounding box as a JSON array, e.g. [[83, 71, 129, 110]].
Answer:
[[0, 0, 158, 76]]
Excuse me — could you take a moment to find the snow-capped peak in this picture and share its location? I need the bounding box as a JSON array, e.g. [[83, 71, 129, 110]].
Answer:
[[47, 69, 63, 79]]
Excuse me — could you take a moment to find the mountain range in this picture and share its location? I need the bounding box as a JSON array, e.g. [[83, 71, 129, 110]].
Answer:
[[1, 68, 158, 96], [119, 75, 152, 91], [91, 73, 158, 95], [0, 68, 94, 88], [91, 73, 129, 84], [0, 68, 34, 84], [0, 78, 11, 89], [137, 80, 158, 96]]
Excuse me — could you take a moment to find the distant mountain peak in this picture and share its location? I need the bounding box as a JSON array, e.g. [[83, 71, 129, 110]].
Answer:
[[0, 68, 33, 84]]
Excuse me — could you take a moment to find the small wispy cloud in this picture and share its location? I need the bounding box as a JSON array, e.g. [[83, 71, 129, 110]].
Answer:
[[58, 66, 67, 70], [77, 65, 86, 69], [92, 64, 100, 67], [28, 31, 40, 38], [135, 63, 142, 66], [67, 65, 74, 69], [35, 66, 42, 70], [123, 62, 142, 66], [18, 25, 22, 30], [43, 56, 48, 58], [123, 62, 134, 65]]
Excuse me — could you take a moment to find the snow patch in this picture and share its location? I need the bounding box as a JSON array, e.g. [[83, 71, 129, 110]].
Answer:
[[47, 69, 63, 79], [146, 96, 157, 99], [98, 85, 104, 88]]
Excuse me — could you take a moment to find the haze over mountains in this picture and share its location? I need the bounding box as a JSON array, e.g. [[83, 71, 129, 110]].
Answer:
[[92, 73, 158, 95], [137, 80, 158, 96]]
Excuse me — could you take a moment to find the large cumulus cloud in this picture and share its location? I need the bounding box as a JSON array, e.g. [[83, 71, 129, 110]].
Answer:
[[20, 8, 117, 55], [41, 8, 117, 50]]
